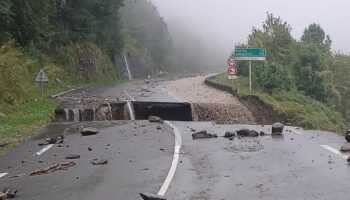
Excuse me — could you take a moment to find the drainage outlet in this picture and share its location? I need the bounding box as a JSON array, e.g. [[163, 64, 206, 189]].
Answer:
[[132, 101, 192, 121]]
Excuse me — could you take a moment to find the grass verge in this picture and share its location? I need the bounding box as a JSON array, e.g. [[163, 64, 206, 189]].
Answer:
[[210, 73, 347, 133]]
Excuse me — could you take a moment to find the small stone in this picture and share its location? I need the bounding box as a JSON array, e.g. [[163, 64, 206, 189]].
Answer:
[[340, 143, 350, 151], [38, 159, 44, 163], [345, 134, 350, 142], [156, 126, 162, 130], [224, 131, 236, 138], [81, 127, 100, 136], [229, 137, 234, 141], [272, 122, 284, 134], [88, 147, 93, 151], [212, 134, 218, 138], [21, 160, 26, 164], [140, 193, 166, 200], [0, 141, 9, 148], [148, 116, 163, 123], [65, 154, 80, 159], [260, 131, 266, 136], [90, 158, 108, 165]]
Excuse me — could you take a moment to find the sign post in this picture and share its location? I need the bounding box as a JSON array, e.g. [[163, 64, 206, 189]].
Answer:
[[35, 69, 48, 97], [233, 48, 266, 92]]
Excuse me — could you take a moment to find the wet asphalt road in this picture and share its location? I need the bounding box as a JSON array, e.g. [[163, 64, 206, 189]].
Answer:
[[1, 79, 350, 199]]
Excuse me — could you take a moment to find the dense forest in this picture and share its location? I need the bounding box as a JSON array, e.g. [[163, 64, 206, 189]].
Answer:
[[236, 13, 350, 129], [0, 0, 175, 112]]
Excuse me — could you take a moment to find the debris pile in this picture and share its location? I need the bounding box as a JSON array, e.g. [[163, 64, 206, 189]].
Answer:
[[29, 161, 76, 176], [38, 135, 64, 146], [0, 187, 17, 199]]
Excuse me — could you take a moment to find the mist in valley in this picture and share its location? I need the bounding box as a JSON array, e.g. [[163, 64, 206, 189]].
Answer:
[[150, 0, 350, 72]]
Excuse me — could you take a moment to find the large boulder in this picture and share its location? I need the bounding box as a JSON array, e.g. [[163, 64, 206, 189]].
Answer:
[[272, 122, 284, 135]]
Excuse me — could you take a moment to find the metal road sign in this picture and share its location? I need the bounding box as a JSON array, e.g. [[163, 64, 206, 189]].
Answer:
[[227, 75, 237, 80], [227, 67, 237, 76], [36, 69, 48, 83], [233, 48, 266, 61], [228, 57, 236, 66]]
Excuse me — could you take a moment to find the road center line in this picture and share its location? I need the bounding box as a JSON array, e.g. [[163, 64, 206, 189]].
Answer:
[[123, 90, 136, 101], [0, 173, 8, 178], [158, 121, 182, 197], [34, 144, 55, 156], [320, 145, 348, 159]]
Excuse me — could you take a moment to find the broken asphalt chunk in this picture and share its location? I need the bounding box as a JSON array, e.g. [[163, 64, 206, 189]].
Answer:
[[65, 154, 80, 159], [272, 122, 284, 135], [192, 130, 213, 140], [90, 158, 108, 165], [81, 127, 100, 136], [148, 116, 163, 123], [140, 193, 166, 200]]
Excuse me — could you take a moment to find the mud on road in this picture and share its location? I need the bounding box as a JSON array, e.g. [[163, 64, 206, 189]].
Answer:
[[165, 76, 258, 124]]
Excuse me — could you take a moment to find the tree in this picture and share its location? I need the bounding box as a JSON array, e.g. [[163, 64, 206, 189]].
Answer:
[[301, 23, 332, 53], [254, 62, 296, 93], [248, 13, 295, 65]]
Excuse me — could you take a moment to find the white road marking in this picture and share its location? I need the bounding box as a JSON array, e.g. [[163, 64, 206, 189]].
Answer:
[[320, 145, 348, 159], [158, 121, 182, 197], [34, 144, 55, 156], [123, 90, 135, 101], [0, 173, 8, 178], [290, 127, 304, 135]]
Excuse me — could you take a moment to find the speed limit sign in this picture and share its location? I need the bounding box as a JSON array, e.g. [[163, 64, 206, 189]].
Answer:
[[227, 66, 237, 76]]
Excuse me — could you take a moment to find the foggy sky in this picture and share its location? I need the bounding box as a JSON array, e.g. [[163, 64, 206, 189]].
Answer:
[[151, 0, 350, 56]]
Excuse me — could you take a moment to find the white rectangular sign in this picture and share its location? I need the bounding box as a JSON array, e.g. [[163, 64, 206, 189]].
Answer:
[[235, 57, 266, 61], [227, 75, 237, 80]]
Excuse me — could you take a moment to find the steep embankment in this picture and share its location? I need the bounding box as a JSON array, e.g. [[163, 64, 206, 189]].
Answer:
[[209, 73, 346, 133], [165, 76, 255, 124]]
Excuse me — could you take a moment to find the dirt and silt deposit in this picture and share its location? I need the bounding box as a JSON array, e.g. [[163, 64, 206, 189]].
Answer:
[[165, 76, 277, 124]]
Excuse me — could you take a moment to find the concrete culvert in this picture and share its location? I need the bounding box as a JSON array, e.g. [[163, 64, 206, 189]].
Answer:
[[132, 101, 192, 121]]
